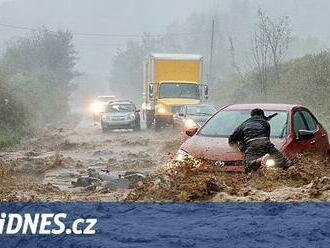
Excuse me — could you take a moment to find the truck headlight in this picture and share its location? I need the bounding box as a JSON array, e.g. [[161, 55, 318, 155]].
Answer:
[[176, 149, 190, 161], [157, 106, 166, 114]]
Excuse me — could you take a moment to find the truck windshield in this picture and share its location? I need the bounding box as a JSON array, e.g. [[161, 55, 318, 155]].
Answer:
[[159, 83, 199, 99], [199, 110, 289, 138]]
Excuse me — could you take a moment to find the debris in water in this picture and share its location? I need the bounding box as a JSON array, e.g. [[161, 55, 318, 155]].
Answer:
[[127, 154, 330, 202]]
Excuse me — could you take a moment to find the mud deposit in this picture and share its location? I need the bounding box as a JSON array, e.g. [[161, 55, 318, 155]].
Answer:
[[1, 116, 330, 202], [127, 156, 330, 202], [0, 117, 183, 201]]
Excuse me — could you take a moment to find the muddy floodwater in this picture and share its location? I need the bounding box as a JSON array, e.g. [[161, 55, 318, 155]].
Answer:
[[0, 115, 330, 202], [0, 115, 182, 201]]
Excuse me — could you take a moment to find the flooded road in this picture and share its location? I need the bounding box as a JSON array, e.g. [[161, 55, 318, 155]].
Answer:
[[0, 115, 183, 201], [1, 114, 330, 202]]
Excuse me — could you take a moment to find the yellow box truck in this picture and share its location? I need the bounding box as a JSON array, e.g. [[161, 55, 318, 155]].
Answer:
[[142, 53, 208, 129]]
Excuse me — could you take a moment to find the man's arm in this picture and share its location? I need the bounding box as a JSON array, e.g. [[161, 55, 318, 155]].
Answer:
[[265, 113, 278, 121], [229, 124, 243, 144]]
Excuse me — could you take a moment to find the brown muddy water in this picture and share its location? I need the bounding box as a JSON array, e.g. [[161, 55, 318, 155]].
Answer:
[[0, 116, 330, 202]]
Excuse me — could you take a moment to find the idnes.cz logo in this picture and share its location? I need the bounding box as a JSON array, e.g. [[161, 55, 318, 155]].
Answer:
[[0, 213, 97, 235]]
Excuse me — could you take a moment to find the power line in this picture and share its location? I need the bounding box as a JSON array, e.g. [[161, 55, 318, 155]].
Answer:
[[73, 32, 158, 38], [0, 22, 200, 38], [0, 23, 36, 31]]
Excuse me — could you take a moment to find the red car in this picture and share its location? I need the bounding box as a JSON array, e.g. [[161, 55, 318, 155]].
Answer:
[[177, 104, 330, 171]]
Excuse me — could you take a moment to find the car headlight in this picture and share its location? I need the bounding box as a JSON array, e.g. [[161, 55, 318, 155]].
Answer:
[[265, 159, 276, 167], [142, 103, 152, 110], [101, 115, 107, 121], [184, 119, 197, 129], [128, 113, 135, 120], [90, 102, 103, 114], [176, 149, 190, 161]]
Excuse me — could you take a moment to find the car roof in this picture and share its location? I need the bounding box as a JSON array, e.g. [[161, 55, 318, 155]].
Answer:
[[223, 103, 303, 111], [110, 100, 134, 105]]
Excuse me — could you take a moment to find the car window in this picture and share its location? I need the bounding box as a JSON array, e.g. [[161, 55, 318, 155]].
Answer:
[[301, 111, 318, 131], [293, 111, 308, 134]]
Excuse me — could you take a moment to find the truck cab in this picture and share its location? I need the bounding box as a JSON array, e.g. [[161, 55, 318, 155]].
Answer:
[[142, 53, 208, 129]]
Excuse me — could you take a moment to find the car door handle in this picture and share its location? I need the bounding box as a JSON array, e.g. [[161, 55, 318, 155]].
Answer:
[[310, 140, 316, 144]]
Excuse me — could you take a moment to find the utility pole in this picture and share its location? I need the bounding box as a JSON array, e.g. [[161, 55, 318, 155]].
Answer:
[[208, 19, 215, 88]]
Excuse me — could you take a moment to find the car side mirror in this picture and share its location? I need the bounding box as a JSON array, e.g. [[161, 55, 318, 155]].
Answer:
[[185, 127, 198, 137], [297, 130, 314, 140]]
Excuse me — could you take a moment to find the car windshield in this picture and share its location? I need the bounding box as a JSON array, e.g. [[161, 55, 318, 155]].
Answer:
[[199, 110, 289, 138], [107, 103, 135, 112], [186, 105, 216, 116], [159, 83, 199, 99]]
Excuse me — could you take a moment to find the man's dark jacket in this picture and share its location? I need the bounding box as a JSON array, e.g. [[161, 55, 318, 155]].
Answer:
[[229, 115, 290, 171], [229, 115, 270, 150]]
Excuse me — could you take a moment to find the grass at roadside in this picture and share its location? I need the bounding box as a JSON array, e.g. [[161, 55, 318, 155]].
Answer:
[[0, 128, 22, 149]]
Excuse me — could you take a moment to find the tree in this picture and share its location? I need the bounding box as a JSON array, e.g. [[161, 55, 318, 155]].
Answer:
[[257, 9, 291, 84], [0, 28, 79, 129], [250, 15, 270, 95], [250, 10, 291, 94], [109, 34, 161, 104]]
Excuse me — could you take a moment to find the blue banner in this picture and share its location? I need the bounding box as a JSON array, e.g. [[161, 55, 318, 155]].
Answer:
[[0, 202, 329, 247]]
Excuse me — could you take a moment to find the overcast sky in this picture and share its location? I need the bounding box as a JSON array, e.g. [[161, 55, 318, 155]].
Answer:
[[1, 0, 330, 92]]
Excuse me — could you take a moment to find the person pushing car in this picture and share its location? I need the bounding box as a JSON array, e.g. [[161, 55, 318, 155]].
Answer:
[[229, 108, 292, 172]]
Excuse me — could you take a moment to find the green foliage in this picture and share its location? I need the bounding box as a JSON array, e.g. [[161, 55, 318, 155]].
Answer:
[[0, 128, 22, 149], [0, 28, 78, 147], [219, 51, 330, 130]]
